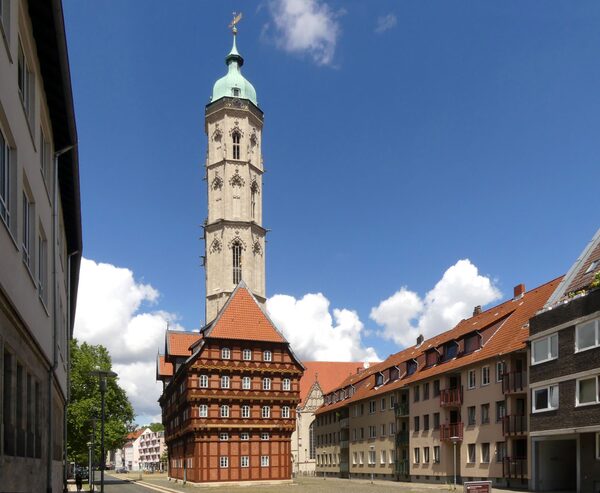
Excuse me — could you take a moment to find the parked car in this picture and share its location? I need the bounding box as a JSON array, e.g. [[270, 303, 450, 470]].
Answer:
[[74, 466, 89, 480], [115, 467, 129, 474]]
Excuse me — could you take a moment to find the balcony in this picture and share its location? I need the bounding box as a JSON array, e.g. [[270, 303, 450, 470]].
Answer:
[[440, 422, 463, 441], [502, 371, 527, 394], [395, 430, 409, 445], [440, 386, 463, 407], [340, 418, 349, 429], [340, 440, 349, 449], [394, 402, 409, 417], [502, 415, 527, 436], [503, 457, 527, 479]]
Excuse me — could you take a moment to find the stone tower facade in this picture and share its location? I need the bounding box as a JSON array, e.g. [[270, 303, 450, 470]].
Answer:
[[204, 34, 266, 323]]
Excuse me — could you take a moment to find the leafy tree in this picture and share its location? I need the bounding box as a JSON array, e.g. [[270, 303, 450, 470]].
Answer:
[[147, 422, 164, 432], [67, 339, 135, 464]]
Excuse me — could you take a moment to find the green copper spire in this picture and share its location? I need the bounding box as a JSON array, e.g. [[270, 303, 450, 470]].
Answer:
[[211, 24, 258, 106]]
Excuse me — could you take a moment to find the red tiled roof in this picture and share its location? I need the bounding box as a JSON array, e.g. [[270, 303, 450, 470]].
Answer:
[[167, 331, 202, 357], [299, 361, 364, 407], [316, 277, 562, 415], [207, 284, 286, 343], [157, 355, 173, 377], [126, 429, 144, 441]]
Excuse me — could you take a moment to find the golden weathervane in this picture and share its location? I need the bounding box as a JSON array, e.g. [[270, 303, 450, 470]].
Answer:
[[229, 12, 243, 34]]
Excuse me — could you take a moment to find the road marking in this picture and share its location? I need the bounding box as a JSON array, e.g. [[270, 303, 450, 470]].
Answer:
[[135, 480, 182, 493]]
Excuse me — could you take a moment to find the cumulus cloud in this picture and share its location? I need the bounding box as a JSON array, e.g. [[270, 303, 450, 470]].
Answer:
[[267, 293, 379, 362], [74, 258, 183, 421], [266, 0, 342, 66], [370, 259, 502, 347], [375, 13, 397, 33]]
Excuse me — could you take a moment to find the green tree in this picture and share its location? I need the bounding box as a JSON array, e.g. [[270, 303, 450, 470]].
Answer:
[[67, 339, 135, 464], [147, 422, 164, 432]]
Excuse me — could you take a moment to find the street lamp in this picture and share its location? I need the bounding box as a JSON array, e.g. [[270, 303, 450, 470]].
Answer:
[[90, 368, 117, 493], [450, 436, 460, 489], [87, 441, 93, 492]]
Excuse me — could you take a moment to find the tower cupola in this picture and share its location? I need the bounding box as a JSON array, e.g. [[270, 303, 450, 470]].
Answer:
[[211, 32, 258, 106]]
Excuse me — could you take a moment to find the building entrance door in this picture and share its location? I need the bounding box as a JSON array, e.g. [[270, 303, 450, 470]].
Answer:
[[534, 439, 576, 491]]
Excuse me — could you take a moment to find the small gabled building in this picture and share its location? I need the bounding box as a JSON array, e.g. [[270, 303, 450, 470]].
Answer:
[[158, 283, 303, 484], [529, 228, 600, 493]]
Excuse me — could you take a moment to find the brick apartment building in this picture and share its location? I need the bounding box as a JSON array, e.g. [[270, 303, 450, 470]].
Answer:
[[315, 279, 561, 487], [528, 229, 600, 493]]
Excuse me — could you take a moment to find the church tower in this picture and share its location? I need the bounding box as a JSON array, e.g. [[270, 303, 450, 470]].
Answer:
[[204, 26, 266, 323]]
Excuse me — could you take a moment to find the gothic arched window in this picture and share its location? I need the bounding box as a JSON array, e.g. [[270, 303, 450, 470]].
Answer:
[[251, 181, 258, 220], [232, 240, 242, 284], [232, 131, 241, 160], [309, 422, 316, 459]]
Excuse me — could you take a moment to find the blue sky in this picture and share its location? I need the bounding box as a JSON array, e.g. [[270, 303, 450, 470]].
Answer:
[[64, 1, 600, 422]]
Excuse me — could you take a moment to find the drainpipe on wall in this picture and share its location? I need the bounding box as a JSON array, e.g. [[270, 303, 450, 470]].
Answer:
[[48, 146, 75, 493]]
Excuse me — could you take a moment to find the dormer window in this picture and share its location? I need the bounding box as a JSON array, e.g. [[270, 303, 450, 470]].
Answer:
[[425, 349, 439, 368], [232, 87, 240, 97], [390, 366, 400, 381], [464, 332, 482, 354], [375, 372, 384, 387], [407, 359, 417, 376], [441, 341, 459, 362]]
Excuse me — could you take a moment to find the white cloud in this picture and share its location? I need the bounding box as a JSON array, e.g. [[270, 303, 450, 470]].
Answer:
[[267, 292, 379, 362], [74, 258, 183, 420], [370, 259, 502, 347], [375, 13, 397, 33], [266, 0, 342, 66]]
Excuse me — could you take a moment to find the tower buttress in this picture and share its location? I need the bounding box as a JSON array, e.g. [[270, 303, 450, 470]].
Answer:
[[204, 32, 266, 323]]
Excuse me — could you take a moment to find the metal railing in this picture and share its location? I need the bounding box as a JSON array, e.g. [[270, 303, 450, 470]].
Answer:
[[440, 422, 463, 441], [503, 457, 527, 479], [395, 458, 410, 476], [440, 386, 463, 407], [395, 430, 409, 445], [502, 415, 527, 435], [340, 418, 349, 429], [502, 371, 527, 393], [394, 402, 409, 417]]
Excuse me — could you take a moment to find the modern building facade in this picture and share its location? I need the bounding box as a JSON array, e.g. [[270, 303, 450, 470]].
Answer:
[[529, 229, 600, 493], [315, 279, 561, 488], [0, 1, 81, 492], [157, 26, 304, 485]]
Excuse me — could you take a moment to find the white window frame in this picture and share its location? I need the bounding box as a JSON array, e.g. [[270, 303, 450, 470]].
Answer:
[[575, 318, 600, 353], [281, 406, 290, 418], [263, 350, 272, 362], [221, 375, 230, 389], [423, 447, 430, 463], [219, 432, 229, 441], [22, 190, 34, 270], [221, 347, 231, 360], [242, 348, 252, 361], [261, 406, 270, 418], [261, 432, 269, 440], [532, 384, 559, 413], [380, 449, 386, 465], [481, 443, 490, 463], [261, 456, 269, 467], [482, 366, 490, 386], [468, 369, 476, 389], [282, 378, 291, 391], [242, 376, 251, 390], [467, 444, 476, 463], [241, 432, 249, 440], [220, 404, 230, 418], [496, 361, 505, 382], [434, 445, 440, 463], [0, 126, 10, 227], [531, 333, 558, 365], [575, 375, 600, 407], [199, 374, 209, 388], [413, 448, 420, 464], [241, 405, 251, 418], [198, 404, 208, 417], [263, 377, 271, 390], [219, 456, 229, 468], [241, 456, 249, 468]]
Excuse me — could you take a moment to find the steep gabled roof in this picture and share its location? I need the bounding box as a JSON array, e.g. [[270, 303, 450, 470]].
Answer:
[[166, 330, 202, 358], [299, 361, 364, 407], [203, 281, 286, 343], [545, 227, 600, 306], [316, 277, 562, 415], [156, 354, 173, 379]]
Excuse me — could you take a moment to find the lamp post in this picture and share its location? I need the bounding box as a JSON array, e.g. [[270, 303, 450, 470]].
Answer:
[[88, 417, 97, 492], [450, 436, 460, 489], [90, 368, 117, 493], [87, 442, 93, 492]]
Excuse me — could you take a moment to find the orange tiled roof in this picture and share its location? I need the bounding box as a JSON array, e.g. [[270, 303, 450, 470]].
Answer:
[[167, 331, 202, 357], [157, 355, 173, 377], [316, 277, 562, 415], [299, 361, 364, 407], [126, 429, 144, 441], [206, 283, 286, 343]]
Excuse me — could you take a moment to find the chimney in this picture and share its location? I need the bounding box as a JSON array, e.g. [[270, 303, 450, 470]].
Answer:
[[514, 283, 526, 299], [473, 305, 482, 316], [416, 334, 424, 346]]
